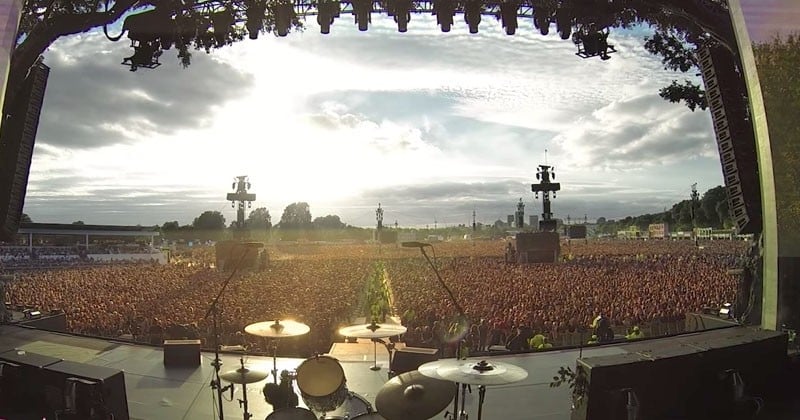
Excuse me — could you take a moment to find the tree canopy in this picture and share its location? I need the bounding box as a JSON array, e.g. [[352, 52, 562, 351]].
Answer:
[[279, 202, 312, 230], [193, 210, 226, 230], [246, 207, 272, 230]]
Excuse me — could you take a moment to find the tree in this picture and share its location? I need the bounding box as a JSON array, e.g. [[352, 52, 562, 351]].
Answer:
[[246, 207, 272, 230], [700, 185, 728, 228], [193, 210, 225, 230], [161, 220, 180, 231], [72, 220, 85, 225], [643, 28, 707, 111], [21, 213, 32, 223], [279, 202, 312, 230], [313, 215, 346, 230]]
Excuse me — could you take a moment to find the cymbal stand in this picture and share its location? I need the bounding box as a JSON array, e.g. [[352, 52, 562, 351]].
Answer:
[[236, 358, 253, 420], [202, 248, 250, 420], [370, 337, 382, 371], [447, 383, 470, 420], [477, 385, 486, 420], [269, 338, 279, 383]]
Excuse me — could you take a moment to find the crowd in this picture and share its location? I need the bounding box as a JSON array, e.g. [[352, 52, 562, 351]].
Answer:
[[4, 238, 747, 356]]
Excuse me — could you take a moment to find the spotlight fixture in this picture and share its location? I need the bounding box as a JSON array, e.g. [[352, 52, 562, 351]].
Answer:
[[500, 1, 519, 35], [432, 0, 455, 32], [274, 1, 296, 37], [391, 0, 413, 32], [245, 0, 268, 39], [121, 41, 163, 71], [464, 0, 482, 34], [352, 0, 373, 31], [211, 10, 235, 45], [317, 1, 341, 34]]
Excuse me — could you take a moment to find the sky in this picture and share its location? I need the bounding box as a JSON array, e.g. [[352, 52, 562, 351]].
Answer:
[[20, 7, 786, 229]]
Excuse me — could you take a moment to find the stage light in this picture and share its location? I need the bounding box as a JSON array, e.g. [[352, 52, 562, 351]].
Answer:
[[121, 41, 163, 71], [500, 1, 519, 35], [352, 0, 373, 31], [391, 0, 413, 32], [464, 0, 482, 34], [274, 1, 296, 37], [719, 302, 733, 318], [211, 10, 235, 45], [245, 0, 268, 39], [532, 0, 554, 36], [317, 1, 340, 34], [432, 0, 455, 32]]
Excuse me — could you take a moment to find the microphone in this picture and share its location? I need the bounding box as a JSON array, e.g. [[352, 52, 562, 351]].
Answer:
[[401, 241, 431, 248]]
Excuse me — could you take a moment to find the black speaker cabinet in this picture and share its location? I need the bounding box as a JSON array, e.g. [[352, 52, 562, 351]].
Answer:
[[391, 346, 439, 375], [42, 360, 129, 420], [164, 339, 201, 367], [0, 349, 62, 416]]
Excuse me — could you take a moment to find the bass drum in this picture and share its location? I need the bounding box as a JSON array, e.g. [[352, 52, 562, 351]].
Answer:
[[295, 355, 348, 413], [266, 407, 317, 419], [323, 392, 373, 419]]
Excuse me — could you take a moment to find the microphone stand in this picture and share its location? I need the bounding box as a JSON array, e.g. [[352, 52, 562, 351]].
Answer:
[[203, 248, 251, 420], [416, 245, 469, 420]]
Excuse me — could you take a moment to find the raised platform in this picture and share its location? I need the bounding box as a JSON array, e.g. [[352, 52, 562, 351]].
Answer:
[[0, 324, 797, 420]]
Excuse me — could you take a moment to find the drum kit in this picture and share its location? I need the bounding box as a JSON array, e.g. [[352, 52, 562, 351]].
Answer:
[[219, 319, 528, 420], [337, 322, 407, 371]]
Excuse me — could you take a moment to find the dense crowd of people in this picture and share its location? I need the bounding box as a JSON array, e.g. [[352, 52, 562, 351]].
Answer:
[[4, 238, 747, 357]]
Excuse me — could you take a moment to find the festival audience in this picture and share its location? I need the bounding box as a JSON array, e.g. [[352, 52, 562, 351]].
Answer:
[[5, 239, 746, 356]]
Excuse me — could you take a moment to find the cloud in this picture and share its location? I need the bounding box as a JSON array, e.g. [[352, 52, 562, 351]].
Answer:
[[36, 33, 254, 149]]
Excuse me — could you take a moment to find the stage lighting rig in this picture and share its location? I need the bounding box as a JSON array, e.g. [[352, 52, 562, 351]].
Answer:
[[464, 0, 482, 34], [573, 24, 616, 60], [499, 1, 519, 35], [245, 0, 268, 39], [227, 176, 256, 235], [352, 0, 373, 31], [432, 0, 456, 32], [122, 41, 163, 71]]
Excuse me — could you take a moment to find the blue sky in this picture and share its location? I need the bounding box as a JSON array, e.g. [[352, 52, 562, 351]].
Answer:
[[22, 13, 728, 228]]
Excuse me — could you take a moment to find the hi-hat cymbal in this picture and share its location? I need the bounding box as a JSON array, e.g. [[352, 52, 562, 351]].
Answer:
[[338, 323, 407, 339], [220, 366, 269, 384], [376, 370, 456, 420], [419, 359, 528, 386], [245, 320, 310, 338]]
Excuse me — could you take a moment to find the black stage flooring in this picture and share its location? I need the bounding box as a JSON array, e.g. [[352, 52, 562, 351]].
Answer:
[[1, 325, 798, 420]]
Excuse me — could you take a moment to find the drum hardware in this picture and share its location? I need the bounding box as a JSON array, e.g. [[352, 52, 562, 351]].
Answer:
[[338, 323, 407, 371], [220, 358, 269, 420], [322, 391, 374, 419], [418, 359, 527, 420], [245, 320, 310, 383]]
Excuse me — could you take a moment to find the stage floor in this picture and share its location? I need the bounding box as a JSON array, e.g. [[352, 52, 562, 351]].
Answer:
[[1, 325, 798, 420]]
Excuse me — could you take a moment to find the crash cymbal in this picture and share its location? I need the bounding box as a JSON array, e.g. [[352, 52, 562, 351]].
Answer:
[[376, 370, 455, 420], [424, 359, 528, 386], [245, 320, 310, 338], [338, 323, 408, 339], [220, 366, 269, 384]]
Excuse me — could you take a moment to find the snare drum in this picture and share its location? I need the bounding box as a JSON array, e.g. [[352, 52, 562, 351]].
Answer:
[[265, 407, 317, 419], [323, 392, 373, 419], [295, 355, 348, 413]]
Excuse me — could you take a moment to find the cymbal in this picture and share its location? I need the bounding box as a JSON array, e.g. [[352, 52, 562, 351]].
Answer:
[[245, 320, 310, 338], [376, 370, 455, 420], [338, 323, 408, 339], [220, 366, 269, 384], [419, 359, 528, 386]]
